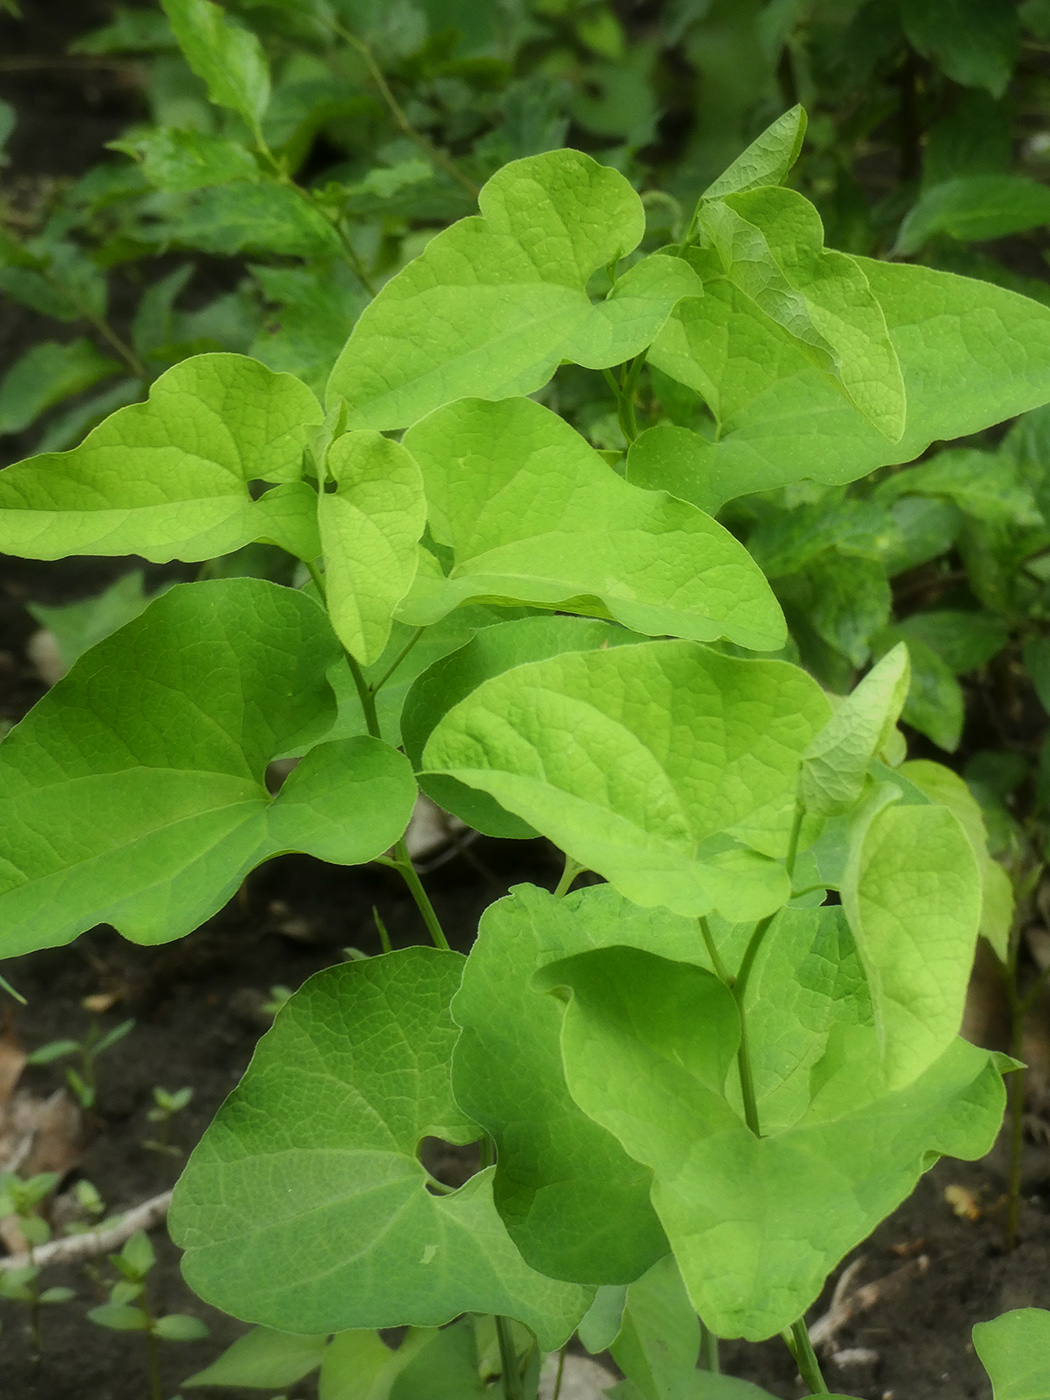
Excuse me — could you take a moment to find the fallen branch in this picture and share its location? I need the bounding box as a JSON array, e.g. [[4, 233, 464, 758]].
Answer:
[[809, 1253, 929, 1350], [0, 1189, 172, 1272]]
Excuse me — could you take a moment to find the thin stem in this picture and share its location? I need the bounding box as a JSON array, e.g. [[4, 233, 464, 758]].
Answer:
[[734, 913, 776, 1005], [698, 915, 731, 984], [495, 1315, 524, 1400], [371, 627, 425, 695], [347, 654, 382, 742], [146, 1327, 162, 1400], [335, 25, 479, 197], [392, 838, 450, 951], [784, 801, 804, 880], [699, 1320, 720, 1372], [783, 1318, 828, 1394], [551, 1345, 568, 1400], [304, 558, 326, 598], [554, 854, 584, 898]]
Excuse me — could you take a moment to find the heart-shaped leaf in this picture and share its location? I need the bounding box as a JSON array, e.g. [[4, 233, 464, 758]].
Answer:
[[0, 579, 416, 954], [327, 150, 701, 430], [170, 947, 592, 1348], [398, 397, 783, 652], [0, 353, 323, 562], [424, 641, 830, 919]]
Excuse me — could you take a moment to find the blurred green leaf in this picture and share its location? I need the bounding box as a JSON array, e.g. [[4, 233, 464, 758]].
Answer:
[[896, 176, 1050, 254], [0, 339, 122, 437]]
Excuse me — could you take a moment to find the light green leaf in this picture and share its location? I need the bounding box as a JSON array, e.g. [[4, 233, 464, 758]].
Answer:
[[154, 1312, 210, 1341], [327, 150, 701, 430], [0, 339, 122, 437], [608, 1255, 700, 1400], [874, 631, 965, 752], [161, 0, 270, 127], [578, 1287, 628, 1354], [0, 579, 417, 955], [805, 552, 891, 667], [88, 1303, 149, 1331], [186, 1325, 321, 1388], [403, 616, 635, 839], [841, 790, 982, 1087], [170, 948, 592, 1348], [893, 610, 1009, 675], [399, 397, 784, 651], [633, 260, 1050, 512], [319, 431, 426, 665], [702, 105, 806, 199], [0, 354, 323, 563], [151, 183, 344, 259], [424, 641, 829, 919], [973, 1308, 1050, 1400], [546, 942, 1005, 1340], [111, 127, 261, 191], [900, 0, 1019, 97], [697, 188, 905, 440], [451, 884, 679, 1284], [900, 759, 1014, 963], [800, 643, 910, 816]]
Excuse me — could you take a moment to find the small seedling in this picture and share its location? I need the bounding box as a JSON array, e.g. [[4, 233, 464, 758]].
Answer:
[[0, 1170, 75, 1352], [88, 1229, 208, 1400], [26, 1016, 135, 1109], [142, 1086, 193, 1156]]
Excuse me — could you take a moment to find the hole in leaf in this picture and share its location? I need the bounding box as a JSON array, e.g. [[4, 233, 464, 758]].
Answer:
[[418, 1135, 482, 1194]]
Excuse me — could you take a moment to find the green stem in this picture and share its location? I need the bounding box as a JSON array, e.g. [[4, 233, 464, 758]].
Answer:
[[783, 1318, 828, 1394], [784, 801, 804, 880], [371, 627, 425, 695], [335, 24, 480, 197], [700, 916, 760, 1136], [699, 1320, 720, 1372], [495, 1314, 524, 1400], [347, 653, 382, 743], [145, 1325, 162, 1400], [698, 915, 731, 983], [734, 913, 776, 1006], [551, 1345, 568, 1400], [554, 854, 584, 898], [392, 838, 450, 951]]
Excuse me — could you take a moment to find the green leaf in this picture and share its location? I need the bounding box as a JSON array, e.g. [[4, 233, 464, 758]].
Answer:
[[120, 1228, 156, 1278], [841, 789, 982, 1087], [874, 630, 965, 752], [160, 0, 270, 128], [111, 127, 261, 191], [27, 571, 168, 674], [900, 0, 1019, 97], [900, 759, 1014, 963], [184, 1325, 328, 1387], [894, 610, 1009, 674], [804, 552, 891, 667], [327, 150, 701, 430], [874, 448, 1042, 527], [400, 397, 784, 651], [702, 105, 806, 200], [0, 579, 417, 955], [608, 1255, 700, 1400], [88, 1303, 149, 1331], [633, 260, 1050, 512], [153, 183, 344, 259], [545, 941, 1006, 1340], [319, 431, 426, 665], [800, 644, 910, 816], [973, 1308, 1050, 1400], [0, 354, 323, 563], [403, 616, 635, 840], [170, 948, 592, 1347], [578, 1287, 628, 1354], [895, 175, 1050, 255], [424, 641, 830, 919], [251, 263, 366, 398], [386, 1319, 488, 1400], [0, 339, 122, 437], [154, 1313, 210, 1341], [697, 189, 905, 440], [451, 884, 677, 1284]]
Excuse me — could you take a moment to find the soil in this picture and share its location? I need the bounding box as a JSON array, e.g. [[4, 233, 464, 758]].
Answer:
[[3, 5, 1050, 1399]]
